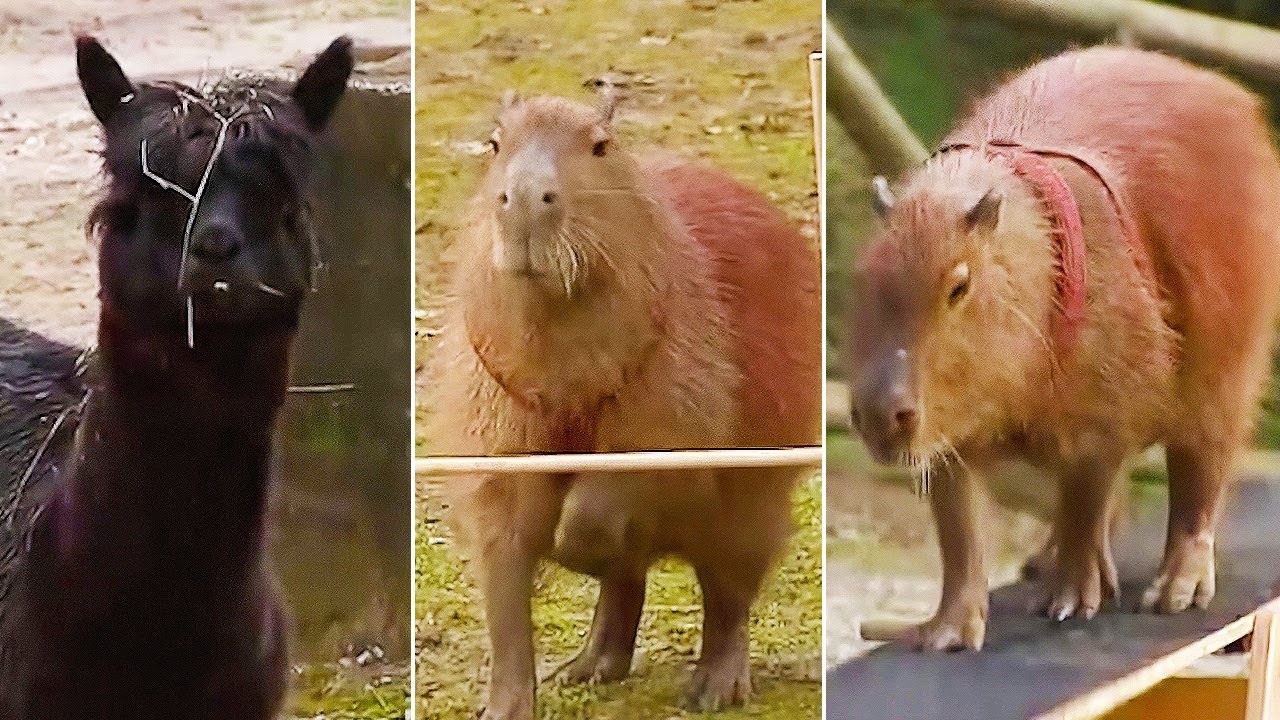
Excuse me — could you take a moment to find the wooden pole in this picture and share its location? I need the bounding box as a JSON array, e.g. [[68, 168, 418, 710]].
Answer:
[[939, 0, 1280, 87], [414, 446, 823, 475], [824, 19, 928, 177]]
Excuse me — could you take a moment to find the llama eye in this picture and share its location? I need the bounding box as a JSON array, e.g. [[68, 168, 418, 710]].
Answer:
[[592, 140, 608, 157]]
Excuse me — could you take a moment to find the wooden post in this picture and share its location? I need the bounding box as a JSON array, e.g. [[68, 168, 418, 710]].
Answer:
[[1247, 599, 1280, 720]]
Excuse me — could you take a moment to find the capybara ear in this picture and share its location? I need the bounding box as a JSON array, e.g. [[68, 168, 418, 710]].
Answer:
[[871, 176, 895, 218], [76, 36, 136, 125], [292, 36, 353, 131], [965, 188, 1003, 234], [598, 85, 621, 124]]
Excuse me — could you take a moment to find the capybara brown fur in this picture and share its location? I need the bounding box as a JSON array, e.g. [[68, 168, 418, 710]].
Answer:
[[433, 93, 820, 718], [849, 46, 1280, 650]]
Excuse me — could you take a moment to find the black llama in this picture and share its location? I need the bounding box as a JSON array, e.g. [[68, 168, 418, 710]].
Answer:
[[0, 35, 353, 719]]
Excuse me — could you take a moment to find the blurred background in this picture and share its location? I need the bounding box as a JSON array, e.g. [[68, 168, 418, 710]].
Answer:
[[414, 0, 821, 718], [825, 0, 1280, 667], [0, 1, 411, 717]]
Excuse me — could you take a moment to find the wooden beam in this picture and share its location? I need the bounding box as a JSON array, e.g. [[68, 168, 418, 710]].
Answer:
[[1248, 598, 1280, 720], [413, 446, 823, 475], [824, 19, 928, 177], [938, 0, 1280, 87]]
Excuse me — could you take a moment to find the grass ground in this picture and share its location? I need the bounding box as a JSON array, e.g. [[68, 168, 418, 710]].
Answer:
[[414, 1, 821, 717], [417, 475, 822, 720]]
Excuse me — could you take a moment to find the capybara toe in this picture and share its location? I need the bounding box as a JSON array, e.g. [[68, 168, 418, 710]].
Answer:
[[686, 656, 752, 711], [557, 648, 632, 686], [1141, 535, 1216, 613]]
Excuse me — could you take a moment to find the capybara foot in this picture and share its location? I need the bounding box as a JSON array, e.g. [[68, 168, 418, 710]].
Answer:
[[1043, 540, 1119, 621], [479, 694, 533, 720], [913, 599, 988, 651], [685, 651, 752, 712], [1142, 532, 1216, 613], [557, 646, 633, 685], [862, 596, 989, 650]]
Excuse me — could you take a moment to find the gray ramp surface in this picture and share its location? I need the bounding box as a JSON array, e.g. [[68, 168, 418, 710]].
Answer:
[[827, 477, 1280, 720]]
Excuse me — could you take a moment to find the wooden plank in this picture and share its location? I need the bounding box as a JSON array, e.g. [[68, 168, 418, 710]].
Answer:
[[413, 446, 823, 475], [1247, 599, 1280, 720], [1100, 676, 1247, 720], [826, 476, 1280, 720]]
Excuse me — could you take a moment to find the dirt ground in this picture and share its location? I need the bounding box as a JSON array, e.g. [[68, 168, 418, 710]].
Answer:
[[0, 1, 410, 716]]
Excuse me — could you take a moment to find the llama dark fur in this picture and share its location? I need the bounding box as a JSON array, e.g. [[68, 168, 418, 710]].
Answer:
[[0, 36, 352, 720]]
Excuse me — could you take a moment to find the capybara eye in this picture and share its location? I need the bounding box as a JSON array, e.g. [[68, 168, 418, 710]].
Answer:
[[592, 139, 608, 157], [946, 262, 971, 307]]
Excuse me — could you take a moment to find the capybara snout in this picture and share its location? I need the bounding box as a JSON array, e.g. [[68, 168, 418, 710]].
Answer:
[[850, 348, 920, 463]]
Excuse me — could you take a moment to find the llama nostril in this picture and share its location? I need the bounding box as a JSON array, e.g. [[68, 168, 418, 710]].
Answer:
[[192, 226, 242, 262], [542, 191, 557, 204]]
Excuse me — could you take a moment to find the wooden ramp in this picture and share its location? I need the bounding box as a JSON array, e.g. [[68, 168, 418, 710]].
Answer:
[[826, 475, 1280, 720]]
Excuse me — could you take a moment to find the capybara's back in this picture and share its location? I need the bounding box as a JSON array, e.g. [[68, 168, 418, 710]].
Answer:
[[645, 159, 821, 450], [851, 46, 1280, 651], [949, 47, 1280, 442]]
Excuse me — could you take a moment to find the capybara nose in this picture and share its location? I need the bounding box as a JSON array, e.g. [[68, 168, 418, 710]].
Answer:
[[191, 222, 242, 263], [892, 406, 918, 436]]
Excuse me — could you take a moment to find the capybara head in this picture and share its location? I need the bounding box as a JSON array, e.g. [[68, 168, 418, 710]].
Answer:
[[478, 92, 652, 297], [848, 152, 1056, 466], [77, 35, 353, 333]]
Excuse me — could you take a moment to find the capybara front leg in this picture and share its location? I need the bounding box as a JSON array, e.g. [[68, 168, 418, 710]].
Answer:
[[559, 572, 647, 684], [917, 460, 988, 650], [1142, 443, 1228, 613], [687, 564, 761, 711], [478, 543, 537, 720], [1044, 455, 1122, 620]]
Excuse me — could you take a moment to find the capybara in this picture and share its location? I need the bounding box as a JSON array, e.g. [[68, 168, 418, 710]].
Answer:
[[849, 46, 1280, 650], [0, 37, 351, 719], [433, 93, 820, 717]]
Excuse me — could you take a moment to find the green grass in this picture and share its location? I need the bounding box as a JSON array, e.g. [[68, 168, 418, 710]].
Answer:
[[416, 476, 822, 720], [291, 664, 410, 719]]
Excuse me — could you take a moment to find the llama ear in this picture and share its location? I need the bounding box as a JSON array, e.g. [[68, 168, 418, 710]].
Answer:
[[292, 36, 354, 131], [965, 189, 1002, 234], [76, 36, 136, 125]]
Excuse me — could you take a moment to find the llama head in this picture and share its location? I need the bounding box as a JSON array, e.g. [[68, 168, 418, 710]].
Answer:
[[77, 36, 354, 338], [478, 92, 656, 298]]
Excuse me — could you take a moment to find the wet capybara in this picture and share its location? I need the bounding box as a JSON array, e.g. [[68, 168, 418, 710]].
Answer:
[[0, 37, 352, 719], [849, 47, 1280, 650], [433, 93, 820, 718]]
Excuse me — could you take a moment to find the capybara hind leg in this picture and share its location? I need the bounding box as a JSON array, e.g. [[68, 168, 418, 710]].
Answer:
[[686, 564, 761, 711], [911, 460, 988, 651], [1142, 443, 1228, 613], [559, 573, 647, 684], [1044, 455, 1123, 620], [478, 546, 537, 720]]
